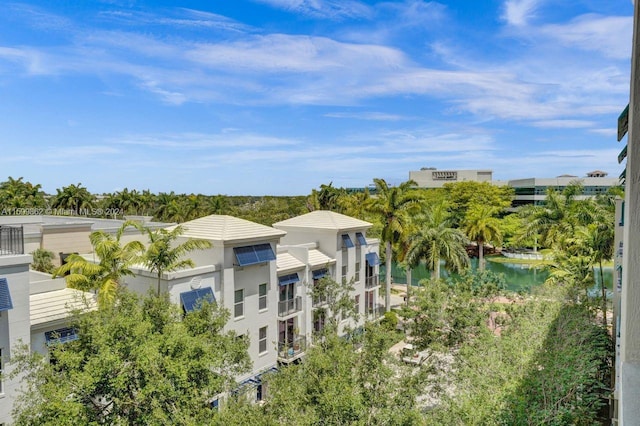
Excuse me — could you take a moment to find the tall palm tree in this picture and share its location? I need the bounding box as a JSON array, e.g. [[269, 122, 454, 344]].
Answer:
[[142, 225, 212, 295], [406, 204, 469, 281], [53, 221, 145, 307], [51, 183, 96, 213], [463, 204, 502, 271], [366, 179, 422, 312]]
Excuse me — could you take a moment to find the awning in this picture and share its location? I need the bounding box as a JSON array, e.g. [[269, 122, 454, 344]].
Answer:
[[312, 269, 327, 279], [0, 277, 13, 312], [355, 232, 367, 246], [341, 234, 354, 248], [180, 287, 215, 312], [365, 252, 380, 266], [234, 244, 276, 266], [278, 273, 300, 286]]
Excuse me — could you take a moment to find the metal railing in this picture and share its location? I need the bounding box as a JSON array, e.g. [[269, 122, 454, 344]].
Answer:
[[365, 275, 379, 289], [277, 335, 306, 361], [0, 225, 24, 256], [367, 303, 384, 319], [278, 296, 302, 317]]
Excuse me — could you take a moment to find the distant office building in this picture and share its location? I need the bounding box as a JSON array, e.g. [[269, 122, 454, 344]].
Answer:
[[407, 168, 620, 207], [509, 171, 620, 207], [409, 168, 493, 188]]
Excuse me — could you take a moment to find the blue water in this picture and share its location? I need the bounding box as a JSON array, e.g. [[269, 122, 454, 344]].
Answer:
[[381, 258, 613, 294]]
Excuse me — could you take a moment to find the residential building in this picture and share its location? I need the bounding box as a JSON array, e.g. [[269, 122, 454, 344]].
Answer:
[[0, 211, 381, 418], [0, 225, 96, 425], [273, 210, 382, 332], [614, 1, 640, 423], [0, 215, 166, 267]]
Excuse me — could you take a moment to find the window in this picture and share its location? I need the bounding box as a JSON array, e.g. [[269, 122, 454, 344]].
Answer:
[[259, 326, 268, 354], [45, 327, 78, 345], [355, 295, 360, 314], [234, 289, 244, 318], [341, 234, 354, 249], [342, 265, 348, 282], [259, 283, 267, 310], [355, 262, 360, 281]]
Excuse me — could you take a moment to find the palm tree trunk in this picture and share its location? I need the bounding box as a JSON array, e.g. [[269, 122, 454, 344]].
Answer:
[[434, 258, 441, 282], [478, 240, 485, 271], [599, 260, 607, 327], [406, 266, 412, 306], [157, 271, 162, 296], [385, 241, 392, 312]]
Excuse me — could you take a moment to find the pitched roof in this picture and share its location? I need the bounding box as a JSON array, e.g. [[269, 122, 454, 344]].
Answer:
[[308, 249, 335, 267], [171, 215, 286, 243], [273, 211, 371, 231], [30, 288, 97, 327], [277, 252, 306, 273]]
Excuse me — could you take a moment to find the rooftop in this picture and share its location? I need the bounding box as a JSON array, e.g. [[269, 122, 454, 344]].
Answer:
[[30, 288, 97, 327], [273, 210, 371, 231], [173, 215, 286, 243]]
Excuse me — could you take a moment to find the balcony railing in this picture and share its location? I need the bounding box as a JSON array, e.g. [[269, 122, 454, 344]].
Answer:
[[0, 225, 24, 256], [366, 303, 384, 319], [278, 296, 302, 317], [365, 275, 379, 289], [277, 335, 306, 362], [312, 294, 328, 307]]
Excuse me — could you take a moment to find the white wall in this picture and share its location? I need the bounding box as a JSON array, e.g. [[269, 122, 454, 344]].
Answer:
[[0, 254, 32, 426]]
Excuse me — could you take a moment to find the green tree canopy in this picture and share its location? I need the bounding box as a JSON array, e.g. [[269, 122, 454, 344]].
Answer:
[[10, 291, 251, 425]]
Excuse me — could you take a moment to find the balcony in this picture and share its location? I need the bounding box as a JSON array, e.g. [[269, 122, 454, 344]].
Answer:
[[278, 296, 302, 317], [277, 335, 306, 363], [0, 225, 24, 256], [365, 275, 379, 289], [312, 294, 329, 308], [366, 303, 384, 320]]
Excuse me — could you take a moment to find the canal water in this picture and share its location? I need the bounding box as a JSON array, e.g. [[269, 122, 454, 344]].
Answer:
[[382, 258, 613, 294]]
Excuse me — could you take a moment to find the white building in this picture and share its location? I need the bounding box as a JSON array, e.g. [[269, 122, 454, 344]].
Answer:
[[0, 225, 96, 425], [0, 211, 381, 417], [409, 168, 493, 188]]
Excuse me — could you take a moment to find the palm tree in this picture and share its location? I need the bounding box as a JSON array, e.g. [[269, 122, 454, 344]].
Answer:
[[142, 225, 212, 295], [366, 179, 422, 312], [51, 183, 96, 213], [522, 182, 588, 250], [0, 176, 46, 209], [53, 221, 145, 307], [406, 203, 469, 281], [463, 204, 502, 271]]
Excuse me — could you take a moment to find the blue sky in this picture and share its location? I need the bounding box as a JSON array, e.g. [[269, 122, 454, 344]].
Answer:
[[0, 1, 633, 195]]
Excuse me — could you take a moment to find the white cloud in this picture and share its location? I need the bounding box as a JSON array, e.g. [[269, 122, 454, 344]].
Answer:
[[531, 120, 594, 129], [502, 0, 541, 27], [540, 15, 632, 59], [253, 0, 372, 20]]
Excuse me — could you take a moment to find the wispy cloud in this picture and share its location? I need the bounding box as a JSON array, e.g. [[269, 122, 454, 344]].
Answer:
[[253, 0, 372, 20], [531, 120, 594, 129], [501, 0, 542, 27], [540, 15, 632, 60], [324, 111, 411, 121]]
